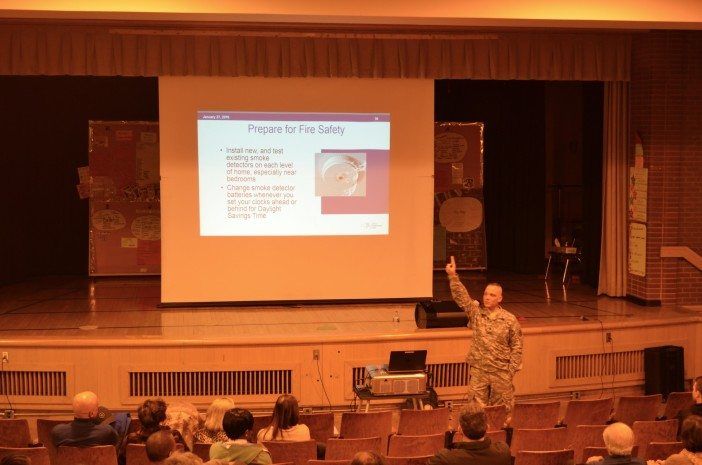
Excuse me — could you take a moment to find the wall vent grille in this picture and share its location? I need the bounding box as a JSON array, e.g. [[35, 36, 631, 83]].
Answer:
[[353, 362, 469, 388], [0, 370, 67, 397], [128, 370, 292, 397], [556, 349, 643, 380]]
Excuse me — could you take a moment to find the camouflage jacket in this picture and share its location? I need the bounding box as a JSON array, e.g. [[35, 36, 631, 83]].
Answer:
[[449, 275, 523, 374]]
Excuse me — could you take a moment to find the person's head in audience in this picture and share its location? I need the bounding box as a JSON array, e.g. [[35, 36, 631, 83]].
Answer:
[[164, 401, 200, 451], [72, 390, 100, 420], [163, 452, 203, 465], [139, 398, 169, 429], [681, 415, 702, 453], [0, 454, 31, 465], [693, 376, 702, 404], [458, 398, 487, 441], [203, 397, 236, 433], [602, 422, 635, 457], [268, 394, 300, 438], [223, 408, 254, 442], [351, 451, 385, 465], [146, 430, 177, 462]]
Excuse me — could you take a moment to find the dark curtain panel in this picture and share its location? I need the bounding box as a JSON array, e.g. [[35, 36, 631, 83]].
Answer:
[[0, 76, 158, 285], [435, 80, 546, 274], [581, 83, 604, 287]]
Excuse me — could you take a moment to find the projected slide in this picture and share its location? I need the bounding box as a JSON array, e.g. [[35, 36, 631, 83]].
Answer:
[[198, 112, 390, 236]]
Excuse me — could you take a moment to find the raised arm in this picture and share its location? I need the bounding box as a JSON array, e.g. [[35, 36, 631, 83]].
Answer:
[[446, 256, 477, 315]]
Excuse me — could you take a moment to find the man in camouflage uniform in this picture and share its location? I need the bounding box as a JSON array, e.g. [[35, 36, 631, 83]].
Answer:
[[446, 257, 523, 416]]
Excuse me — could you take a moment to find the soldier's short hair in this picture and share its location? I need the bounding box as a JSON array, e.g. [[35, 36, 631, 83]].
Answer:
[[458, 398, 487, 440], [485, 283, 503, 295]]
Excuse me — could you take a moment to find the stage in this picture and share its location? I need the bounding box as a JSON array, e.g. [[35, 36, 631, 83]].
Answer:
[[0, 273, 700, 413]]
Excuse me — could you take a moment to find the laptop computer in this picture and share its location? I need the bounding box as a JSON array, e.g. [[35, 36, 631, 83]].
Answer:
[[387, 350, 427, 373]]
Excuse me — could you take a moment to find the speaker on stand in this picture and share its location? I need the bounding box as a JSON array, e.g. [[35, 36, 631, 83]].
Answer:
[[415, 300, 468, 329], [644, 345, 684, 399]]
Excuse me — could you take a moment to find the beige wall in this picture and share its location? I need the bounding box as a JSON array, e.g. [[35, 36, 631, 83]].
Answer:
[[1, 1, 702, 29]]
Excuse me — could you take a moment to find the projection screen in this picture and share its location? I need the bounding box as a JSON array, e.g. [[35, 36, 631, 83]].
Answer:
[[160, 77, 434, 304]]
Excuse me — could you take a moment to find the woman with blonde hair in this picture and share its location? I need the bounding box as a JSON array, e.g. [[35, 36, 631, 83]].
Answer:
[[257, 394, 310, 442], [194, 397, 236, 443]]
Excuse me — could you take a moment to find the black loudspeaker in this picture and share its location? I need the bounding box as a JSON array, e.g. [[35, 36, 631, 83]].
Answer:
[[644, 345, 684, 399], [415, 300, 467, 329]]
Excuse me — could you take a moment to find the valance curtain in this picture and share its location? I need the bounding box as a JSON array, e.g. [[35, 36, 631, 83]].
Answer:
[[0, 25, 630, 81]]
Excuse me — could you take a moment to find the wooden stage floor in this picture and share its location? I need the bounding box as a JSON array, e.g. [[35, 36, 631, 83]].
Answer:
[[0, 273, 699, 343]]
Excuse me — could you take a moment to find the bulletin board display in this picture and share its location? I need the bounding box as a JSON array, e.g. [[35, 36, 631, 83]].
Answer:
[[88, 121, 161, 275], [433, 122, 487, 270]]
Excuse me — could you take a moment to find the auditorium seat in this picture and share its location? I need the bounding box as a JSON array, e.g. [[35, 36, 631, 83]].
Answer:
[[300, 412, 336, 443], [569, 424, 606, 463], [0, 418, 32, 447], [514, 449, 574, 465], [397, 408, 449, 435], [263, 440, 317, 465], [309, 460, 349, 465], [486, 429, 508, 444], [511, 402, 561, 429], [0, 446, 50, 465], [193, 442, 211, 462], [126, 442, 185, 465], [453, 429, 507, 444], [613, 395, 661, 426], [388, 433, 444, 456], [125, 443, 154, 465], [561, 397, 612, 445], [645, 442, 684, 461], [36, 418, 71, 464], [253, 415, 274, 441], [339, 411, 393, 453], [582, 445, 639, 462], [662, 392, 694, 420], [325, 437, 382, 460], [56, 445, 118, 465], [485, 405, 508, 431], [632, 419, 678, 459], [383, 455, 433, 465], [511, 428, 568, 453]]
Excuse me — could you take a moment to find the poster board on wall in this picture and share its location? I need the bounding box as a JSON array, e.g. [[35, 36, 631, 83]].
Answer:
[[434, 122, 487, 270], [88, 121, 161, 275]]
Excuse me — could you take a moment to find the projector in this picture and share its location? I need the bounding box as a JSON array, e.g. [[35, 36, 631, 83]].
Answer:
[[365, 364, 427, 396]]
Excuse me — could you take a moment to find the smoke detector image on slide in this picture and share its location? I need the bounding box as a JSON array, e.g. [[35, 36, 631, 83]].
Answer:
[[315, 153, 367, 196]]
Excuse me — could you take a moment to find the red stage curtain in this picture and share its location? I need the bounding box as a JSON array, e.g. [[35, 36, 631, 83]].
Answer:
[[0, 25, 630, 81]]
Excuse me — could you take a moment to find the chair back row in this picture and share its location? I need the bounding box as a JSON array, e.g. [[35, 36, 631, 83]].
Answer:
[[254, 412, 336, 444]]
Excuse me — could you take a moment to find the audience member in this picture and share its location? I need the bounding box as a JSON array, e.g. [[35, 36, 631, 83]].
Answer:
[[256, 394, 310, 442], [163, 452, 205, 465], [428, 398, 510, 465], [161, 451, 231, 465], [351, 451, 385, 465], [586, 422, 644, 465], [0, 454, 31, 465], [195, 397, 236, 444], [677, 377, 702, 436], [146, 430, 177, 463], [210, 408, 272, 465], [165, 401, 201, 451], [51, 390, 119, 447], [657, 416, 702, 465], [126, 398, 187, 450]]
